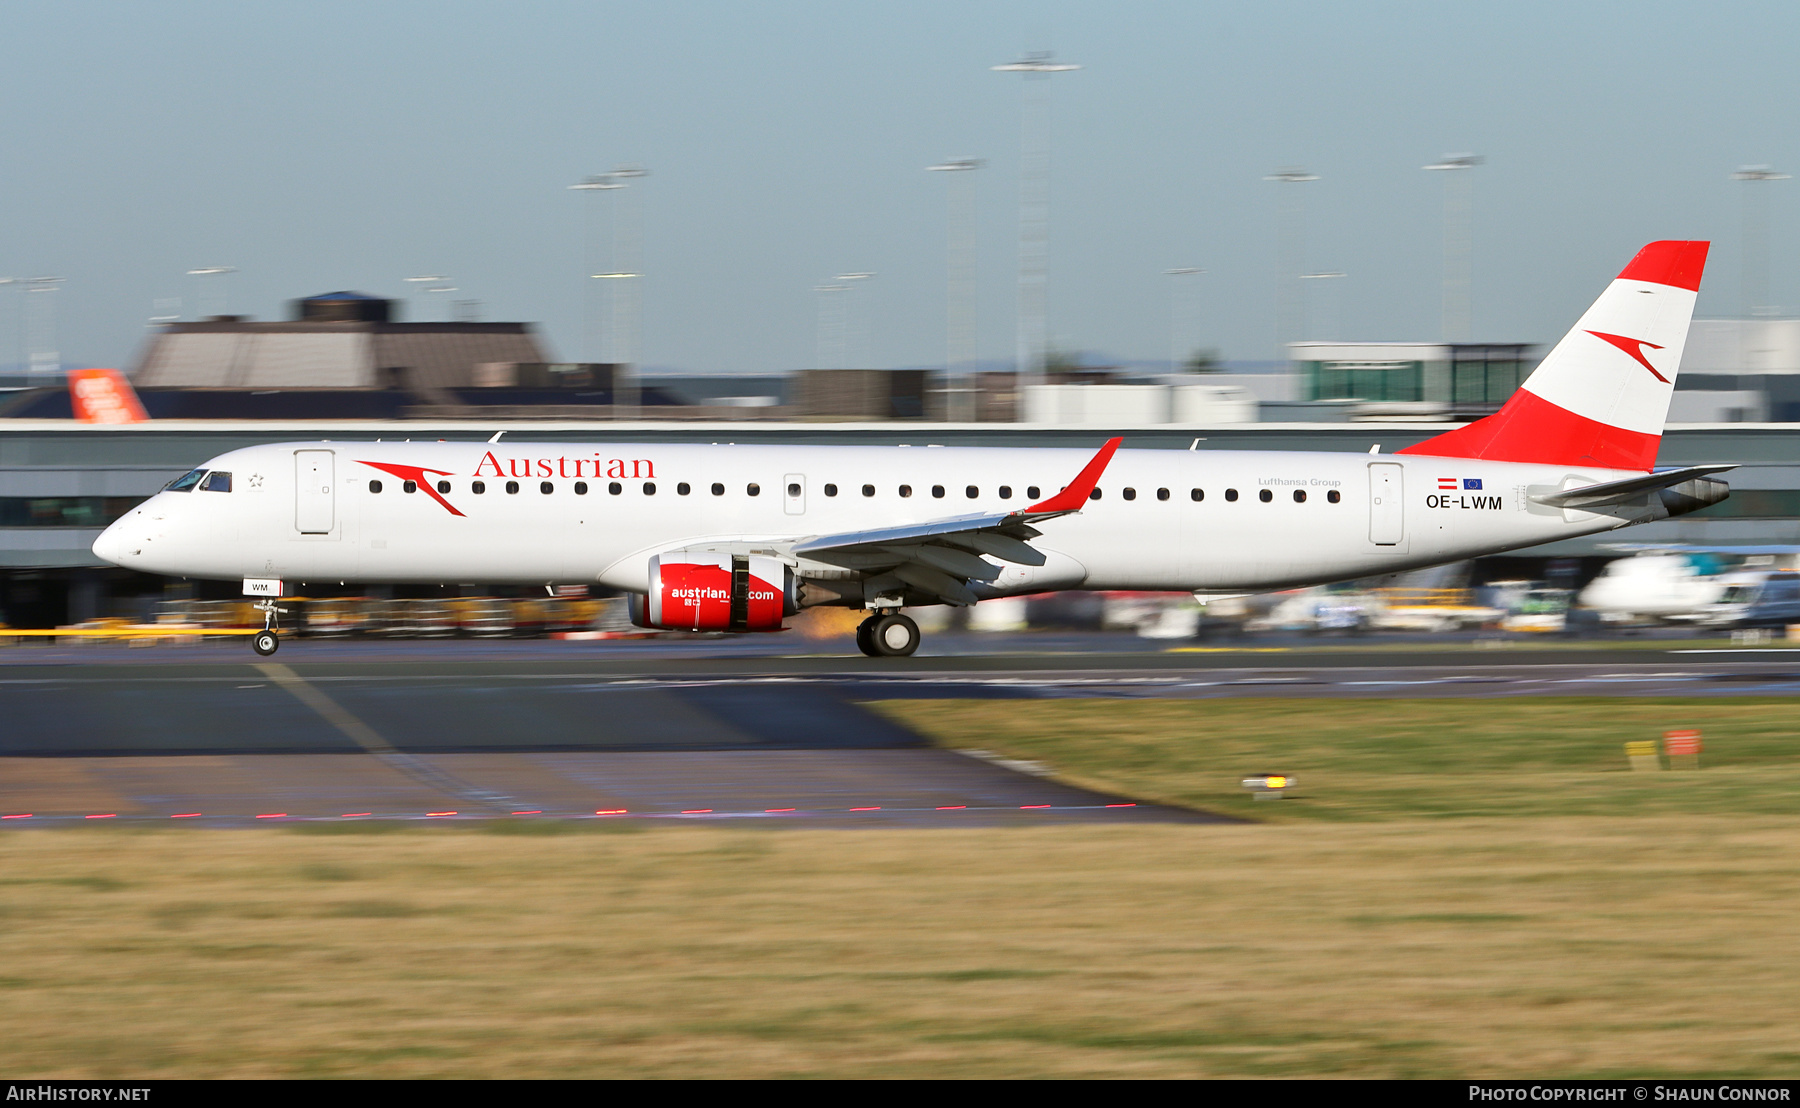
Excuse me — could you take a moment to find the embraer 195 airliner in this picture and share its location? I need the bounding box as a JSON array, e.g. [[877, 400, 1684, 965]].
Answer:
[[94, 241, 1732, 657]]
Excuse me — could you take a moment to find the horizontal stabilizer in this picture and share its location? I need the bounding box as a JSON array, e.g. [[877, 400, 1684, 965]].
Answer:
[[1533, 464, 1736, 509]]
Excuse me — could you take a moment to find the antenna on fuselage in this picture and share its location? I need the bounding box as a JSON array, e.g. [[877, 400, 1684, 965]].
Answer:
[[1369, 444, 1381, 454], [489, 430, 506, 443]]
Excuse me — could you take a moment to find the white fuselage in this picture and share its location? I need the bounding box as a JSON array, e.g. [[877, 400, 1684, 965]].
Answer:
[[94, 441, 1656, 597]]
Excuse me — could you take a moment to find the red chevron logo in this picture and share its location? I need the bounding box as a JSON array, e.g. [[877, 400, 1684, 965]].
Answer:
[[1586, 330, 1669, 383], [356, 460, 466, 516]]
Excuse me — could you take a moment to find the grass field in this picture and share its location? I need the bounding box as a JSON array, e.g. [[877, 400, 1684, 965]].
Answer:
[[4, 696, 1800, 1078], [874, 697, 1800, 822], [3, 818, 1800, 1078]]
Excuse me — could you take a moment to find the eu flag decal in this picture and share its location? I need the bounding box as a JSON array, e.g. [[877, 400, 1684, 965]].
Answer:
[[1463, 478, 1483, 490]]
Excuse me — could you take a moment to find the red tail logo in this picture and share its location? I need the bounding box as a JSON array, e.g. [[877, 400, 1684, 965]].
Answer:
[[1585, 330, 1669, 383], [356, 460, 466, 517]]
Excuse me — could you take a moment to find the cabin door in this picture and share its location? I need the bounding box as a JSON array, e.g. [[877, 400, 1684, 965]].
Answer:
[[295, 450, 336, 534], [1367, 463, 1404, 547]]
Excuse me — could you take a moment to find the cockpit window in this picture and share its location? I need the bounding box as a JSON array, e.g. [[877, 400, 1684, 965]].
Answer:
[[200, 471, 232, 493], [165, 468, 207, 492]]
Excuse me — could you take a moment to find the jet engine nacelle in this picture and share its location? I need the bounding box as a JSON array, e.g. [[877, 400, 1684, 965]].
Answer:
[[631, 552, 797, 631]]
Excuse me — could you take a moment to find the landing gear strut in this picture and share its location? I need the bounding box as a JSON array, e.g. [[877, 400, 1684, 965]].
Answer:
[[251, 598, 286, 657], [856, 611, 920, 658]]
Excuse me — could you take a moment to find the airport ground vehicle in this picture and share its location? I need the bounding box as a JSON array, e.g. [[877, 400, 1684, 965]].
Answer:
[[93, 242, 1732, 657], [1694, 571, 1800, 631]]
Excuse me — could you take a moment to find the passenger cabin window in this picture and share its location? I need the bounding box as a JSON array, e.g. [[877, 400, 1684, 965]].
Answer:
[[472, 481, 486, 494], [609, 482, 622, 495], [575, 481, 588, 495], [1259, 489, 1272, 503], [999, 486, 1013, 499], [824, 484, 838, 497], [165, 468, 206, 493], [747, 483, 760, 496], [644, 482, 656, 495], [932, 485, 945, 498], [1027, 486, 1041, 500], [403, 480, 417, 494], [1122, 488, 1136, 501], [1328, 490, 1341, 503], [437, 480, 451, 494], [1224, 489, 1238, 502], [506, 481, 520, 495], [541, 481, 554, 494], [862, 484, 875, 497], [1157, 488, 1170, 501], [1293, 489, 1306, 503], [1088, 488, 1101, 500], [1191, 488, 1204, 501], [712, 483, 725, 496], [966, 486, 979, 498], [369, 479, 383, 494], [200, 471, 232, 492], [898, 485, 912, 498], [677, 482, 690, 495]]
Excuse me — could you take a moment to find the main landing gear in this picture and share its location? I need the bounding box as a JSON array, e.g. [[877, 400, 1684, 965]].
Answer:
[[250, 598, 286, 657], [856, 611, 920, 658]]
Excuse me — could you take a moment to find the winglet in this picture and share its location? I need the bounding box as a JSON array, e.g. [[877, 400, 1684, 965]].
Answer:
[[1024, 437, 1122, 515]]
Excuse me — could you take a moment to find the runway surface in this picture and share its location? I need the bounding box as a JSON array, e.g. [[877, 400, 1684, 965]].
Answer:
[[3, 632, 1796, 827]]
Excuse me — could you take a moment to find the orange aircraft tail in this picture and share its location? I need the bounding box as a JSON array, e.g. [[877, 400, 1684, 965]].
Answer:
[[67, 368, 148, 423]]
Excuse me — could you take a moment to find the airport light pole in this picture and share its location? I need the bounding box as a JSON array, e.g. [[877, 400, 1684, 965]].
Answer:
[[1264, 167, 1318, 359], [1731, 165, 1789, 317], [993, 52, 1080, 398], [836, 273, 875, 370], [574, 165, 648, 419], [404, 275, 449, 321], [185, 266, 237, 321], [1300, 271, 1347, 340], [609, 165, 649, 420], [929, 158, 984, 419], [1424, 154, 1482, 341], [1165, 268, 1204, 373], [0, 279, 18, 374], [568, 173, 623, 365], [814, 281, 848, 370], [25, 276, 63, 378]]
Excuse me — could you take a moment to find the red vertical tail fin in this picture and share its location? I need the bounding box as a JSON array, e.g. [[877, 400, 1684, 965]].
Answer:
[[1398, 241, 1707, 471]]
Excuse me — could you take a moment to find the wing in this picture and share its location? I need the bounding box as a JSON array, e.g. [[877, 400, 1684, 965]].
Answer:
[[790, 437, 1121, 606]]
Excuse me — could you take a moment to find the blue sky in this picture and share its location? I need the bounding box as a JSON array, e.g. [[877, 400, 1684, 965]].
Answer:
[[1, 0, 1796, 374]]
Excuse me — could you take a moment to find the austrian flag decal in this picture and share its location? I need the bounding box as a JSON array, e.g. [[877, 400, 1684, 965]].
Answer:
[[1437, 477, 1482, 490]]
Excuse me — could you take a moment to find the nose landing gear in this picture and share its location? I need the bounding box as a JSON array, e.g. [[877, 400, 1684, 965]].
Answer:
[[250, 598, 287, 657], [855, 611, 920, 658]]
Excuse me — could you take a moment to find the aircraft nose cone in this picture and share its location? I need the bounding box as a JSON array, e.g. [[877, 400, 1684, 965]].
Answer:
[[92, 522, 127, 566]]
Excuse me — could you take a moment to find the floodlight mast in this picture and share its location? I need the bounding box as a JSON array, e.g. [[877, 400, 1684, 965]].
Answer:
[[1731, 165, 1790, 318], [1264, 168, 1318, 358], [404, 275, 450, 322], [25, 276, 64, 377], [185, 266, 237, 321], [0, 278, 20, 374], [994, 52, 1080, 402], [1300, 271, 1347, 341], [929, 158, 984, 420], [1165, 268, 1204, 373], [571, 166, 648, 419], [1424, 153, 1483, 341], [569, 174, 624, 367]]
